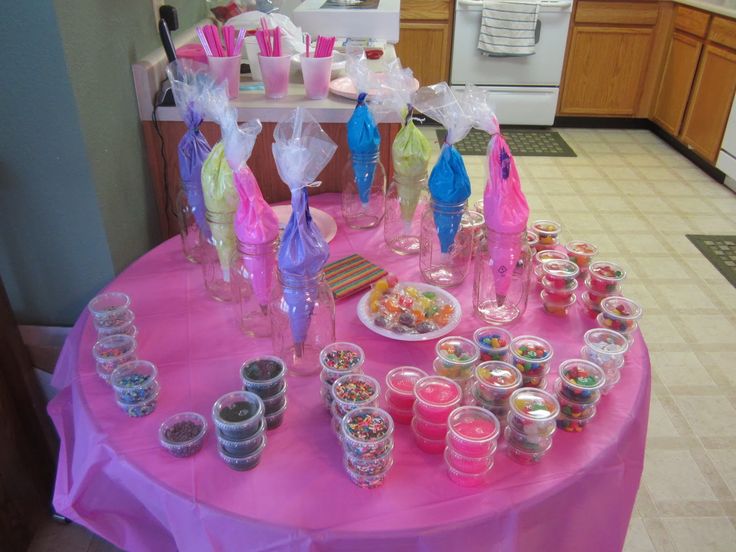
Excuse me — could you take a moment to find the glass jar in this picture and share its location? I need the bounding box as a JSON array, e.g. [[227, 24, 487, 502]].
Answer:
[[342, 152, 386, 229], [176, 180, 208, 264], [231, 239, 278, 337], [202, 208, 237, 302], [419, 200, 473, 287], [270, 270, 336, 376], [383, 174, 428, 255], [473, 230, 532, 324]]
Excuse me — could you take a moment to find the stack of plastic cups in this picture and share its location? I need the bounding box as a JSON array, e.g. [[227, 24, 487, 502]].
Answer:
[[473, 327, 512, 362], [471, 361, 522, 426], [384, 366, 428, 424], [581, 328, 629, 394], [598, 296, 643, 346], [581, 261, 626, 319], [505, 388, 560, 465], [433, 336, 480, 402], [555, 359, 606, 432], [533, 250, 568, 289], [331, 374, 380, 435], [92, 334, 137, 383], [88, 292, 137, 338], [509, 335, 554, 389], [526, 230, 539, 252], [241, 356, 288, 430], [444, 406, 500, 487], [319, 342, 365, 411], [541, 259, 579, 317], [111, 360, 160, 417], [530, 220, 562, 252], [213, 390, 267, 471], [412, 376, 462, 453], [565, 240, 598, 278], [341, 406, 395, 488]]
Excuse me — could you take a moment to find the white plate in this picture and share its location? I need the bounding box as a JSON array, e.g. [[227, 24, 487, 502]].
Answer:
[[272, 205, 337, 243], [328, 74, 420, 101], [357, 282, 462, 342], [290, 51, 347, 75]]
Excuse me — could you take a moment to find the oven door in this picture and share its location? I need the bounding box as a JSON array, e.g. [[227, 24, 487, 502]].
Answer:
[[451, 0, 572, 87]]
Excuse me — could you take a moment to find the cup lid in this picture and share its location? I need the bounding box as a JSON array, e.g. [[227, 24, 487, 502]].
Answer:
[[88, 291, 130, 316], [386, 366, 428, 394], [541, 290, 577, 308], [583, 328, 629, 355], [319, 342, 365, 373], [212, 390, 265, 426], [341, 406, 394, 443], [473, 327, 512, 351], [413, 376, 462, 406], [565, 240, 599, 257], [542, 259, 580, 279], [475, 361, 522, 389], [332, 374, 380, 404], [510, 335, 553, 363], [589, 261, 626, 282], [558, 359, 606, 392], [531, 220, 562, 235], [241, 355, 287, 385], [534, 250, 567, 264], [509, 388, 560, 420], [600, 296, 643, 320], [448, 406, 500, 442], [436, 336, 480, 365]]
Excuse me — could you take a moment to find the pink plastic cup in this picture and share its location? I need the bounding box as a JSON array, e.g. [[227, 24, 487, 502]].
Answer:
[[444, 446, 495, 475], [259, 54, 290, 99], [208, 55, 241, 99], [300, 54, 332, 99], [447, 406, 500, 458], [385, 366, 428, 410], [413, 376, 462, 423]]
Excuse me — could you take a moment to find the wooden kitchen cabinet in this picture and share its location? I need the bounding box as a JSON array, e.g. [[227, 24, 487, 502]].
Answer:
[[680, 44, 736, 162], [395, 0, 453, 85], [652, 31, 703, 135]]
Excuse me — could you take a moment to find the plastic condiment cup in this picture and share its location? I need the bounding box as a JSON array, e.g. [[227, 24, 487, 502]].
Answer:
[[435, 336, 480, 380], [473, 327, 512, 362], [412, 408, 450, 440], [444, 446, 495, 476], [542, 258, 580, 282], [558, 359, 606, 403], [343, 456, 393, 488], [584, 283, 618, 306], [217, 418, 266, 457], [507, 387, 560, 437], [217, 436, 266, 471], [526, 230, 539, 250], [212, 390, 265, 441], [469, 382, 513, 420], [345, 448, 394, 477], [384, 396, 413, 425], [116, 381, 160, 418], [597, 313, 638, 343], [506, 441, 553, 465], [159, 412, 207, 458], [446, 406, 500, 457], [93, 307, 136, 337], [600, 296, 643, 332], [300, 53, 332, 99], [111, 360, 158, 404], [521, 374, 548, 390], [541, 291, 576, 317], [411, 419, 445, 454], [601, 369, 622, 395], [588, 261, 626, 293], [265, 399, 288, 430], [580, 291, 603, 319], [241, 355, 287, 398], [509, 335, 553, 376], [446, 459, 494, 487], [88, 292, 131, 324], [320, 342, 365, 385], [554, 380, 599, 419], [503, 424, 553, 453], [474, 361, 522, 404], [92, 334, 137, 383], [531, 220, 562, 243], [341, 406, 395, 459], [581, 345, 624, 375], [260, 381, 288, 414], [565, 240, 598, 272], [259, 54, 290, 99], [208, 55, 241, 99], [385, 366, 427, 409], [584, 328, 629, 357], [332, 374, 381, 417], [534, 250, 568, 265], [413, 376, 462, 423], [557, 408, 597, 432]]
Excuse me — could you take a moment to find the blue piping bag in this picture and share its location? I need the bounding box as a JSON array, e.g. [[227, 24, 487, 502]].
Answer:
[[347, 92, 381, 204]]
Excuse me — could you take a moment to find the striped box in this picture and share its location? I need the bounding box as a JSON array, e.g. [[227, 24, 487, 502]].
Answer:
[[324, 254, 387, 300]]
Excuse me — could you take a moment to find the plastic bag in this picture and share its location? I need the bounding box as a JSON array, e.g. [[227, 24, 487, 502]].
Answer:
[[227, 11, 303, 55], [273, 107, 337, 350], [166, 60, 213, 239], [201, 142, 237, 280], [413, 82, 474, 253]]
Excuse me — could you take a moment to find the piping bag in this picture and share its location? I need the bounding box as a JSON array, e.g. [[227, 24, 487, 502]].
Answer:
[[413, 83, 474, 254], [464, 87, 529, 304], [346, 50, 381, 207], [273, 107, 337, 356], [166, 60, 212, 239], [377, 60, 430, 232]]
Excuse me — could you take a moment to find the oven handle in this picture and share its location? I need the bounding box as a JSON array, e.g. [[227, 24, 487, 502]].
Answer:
[[458, 0, 572, 8]]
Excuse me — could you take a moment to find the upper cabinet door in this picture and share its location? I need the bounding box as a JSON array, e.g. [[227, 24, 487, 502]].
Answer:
[[652, 31, 703, 136], [680, 44, 736, 162], [559, 26, 654, 116]]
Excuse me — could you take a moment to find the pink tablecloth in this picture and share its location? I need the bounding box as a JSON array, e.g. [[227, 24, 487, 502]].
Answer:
[[50, 194, 650, 552]]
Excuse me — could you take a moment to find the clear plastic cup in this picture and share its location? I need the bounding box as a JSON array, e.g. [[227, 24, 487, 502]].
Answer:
[[585, 285, 619, 306], [582, 345, 624, 376], [600, 296, 643, 332], [88, 292, 131, 326], [503, 424, 553, 453], [301, 54, 332, 99], [557, 408, 597, 432], [565, 240, 598, 273], [447, 406, 500, 457], [469, 381, 512, 419], [531, 220, 562, 244], [509, 335, 553, 376], [526, 230, 539, 251], [384, 396, 413, 425], [265, 399, 287, 430], [588, 261, 626, 294], [344, 444, 394, 477], [583, 327, 629, 365], [521, 373, 548, 390], [507, 388, 560, 437], [259, 54, 290, 99], [94, 307, 136, 338], [474, 361, 522, 405], [601, 369, 622, 395], [435, 336, 480, 380], [344, 456, 393, 488], [319, 381, 333, 410], [580, 291, 603, 319], [411, 419, 445, 454], [444, 441, 497, 474], [597, 313, 638, 343], [506, 441, 553, 465], [212, 391, 265, 441], [446, 459, 493, 487], [159, 412, 207, 458], [217, 437, 266, 471], [385, 366, 427, 409], [558, 359, 606, 403], [217, 419, 266, 457], [541, 291, 576, 317], [554, 380, 599, 419], [412, 408, 449, 440], [116, 381, 160, 417], [241, 356, 287, 398], [542, 259, 580, 283], [111, 360, 158, 404], [413, 376, 462, 423], [261, 381, 288, 414], [332, 374, 380, 417], [320, 342, 365, 385], [541, 275, 578, 296], [92, 334, 137, 383], [208, 55, 241, 99], [473, 327, 512, 362], [534, 249, 568, 265], [340, 406, 394, 460]]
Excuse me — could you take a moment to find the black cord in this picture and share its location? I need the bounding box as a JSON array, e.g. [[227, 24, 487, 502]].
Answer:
[[152, 102, 176, 236]]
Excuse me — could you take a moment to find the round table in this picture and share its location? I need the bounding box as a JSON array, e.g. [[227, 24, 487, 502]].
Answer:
[[50, 194, 650, 552]]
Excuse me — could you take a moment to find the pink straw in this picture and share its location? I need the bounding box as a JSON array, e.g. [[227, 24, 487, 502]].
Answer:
[[207, 25, 223, 57], [305, 33, 310, 58], [197, 27, 214, 57], [273, 27, 281, 57]]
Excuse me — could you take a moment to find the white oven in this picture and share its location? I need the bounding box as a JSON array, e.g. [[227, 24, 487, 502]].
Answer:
[[451, 0, 573, 125]]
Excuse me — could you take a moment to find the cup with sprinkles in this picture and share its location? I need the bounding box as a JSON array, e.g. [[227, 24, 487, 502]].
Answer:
[[88, 291, 132, 326], [320, 342, 365, 386], [341, 407, 395, 487], [116, 381, 160, 417], [434, 336, 480, 380], [95, 307, 137, 338], [159, 412, 208, 457], [509, 335, 554, 379], [332, 374, 380, 418], [473, 327, 512, 362], [111, 360, 158, 404], [565, 240, 598, 275], [599, 296, 643, 334], [92, 334, 137, 383]]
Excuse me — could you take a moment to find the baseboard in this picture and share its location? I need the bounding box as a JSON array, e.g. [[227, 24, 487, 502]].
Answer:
[[553, 116, 653, 129], [649, 125, 726, 184]]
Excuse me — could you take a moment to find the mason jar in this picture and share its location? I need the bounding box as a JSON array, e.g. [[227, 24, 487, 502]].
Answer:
[[341, 152, 386, 229], [202, 208, 237, 302], [383, 174, 428, 255], [419, 200, 473, 287], [231, 239, 278, 337]]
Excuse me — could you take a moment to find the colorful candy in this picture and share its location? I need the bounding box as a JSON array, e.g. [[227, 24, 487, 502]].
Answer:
[[600, 296, 643, 332], [565, 240, 598, 272], [510, 335, 553, 377], [474, 361, 522, 406], [531, 220, 562, 250], [434, 336, 480, 379], [541, 291, 576, 317], [558, 359, 606, 402], [588, 261, 626, 293], [473, 327, 512, 362], [332, 374, 380, 417]]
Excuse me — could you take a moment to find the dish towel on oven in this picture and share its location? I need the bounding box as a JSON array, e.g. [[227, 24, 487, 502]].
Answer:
[[478, 0, 540, 57]]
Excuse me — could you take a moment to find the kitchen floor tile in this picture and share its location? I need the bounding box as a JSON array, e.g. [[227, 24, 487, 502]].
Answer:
[[660, 517, 736, 552]]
